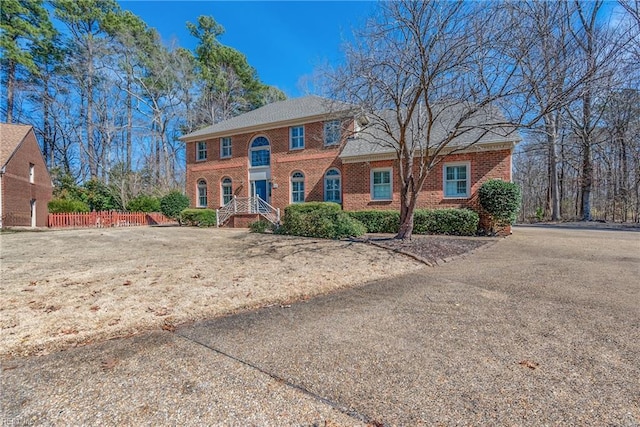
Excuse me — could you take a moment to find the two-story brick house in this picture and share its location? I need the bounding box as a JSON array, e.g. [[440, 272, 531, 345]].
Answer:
[[0, 124, 53, 227], [180, 96, 519, 227]]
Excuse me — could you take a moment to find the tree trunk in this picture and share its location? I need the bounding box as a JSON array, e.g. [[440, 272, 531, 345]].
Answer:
[[126, 77, 132, 173], [581, 140, 593, 221], [5, 60, 16, 123], [397, 200, 416, 240], [546, 119, 561, 221]]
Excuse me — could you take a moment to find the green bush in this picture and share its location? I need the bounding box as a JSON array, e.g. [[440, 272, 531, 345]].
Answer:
[[348, 210, 400, 233], [347, 208, 478, 235], [126, 195, 161, 213], [81, 178, 122, 211], [249, 219, 272, 233], [479, 179, 522, 232], [160, 191, 190, 223], [413, 208, 479, 236], [284, 202, 342, 215], [181, 209, 217, 227], [279, 202, 365, 239], [48, 198, 90, 213]]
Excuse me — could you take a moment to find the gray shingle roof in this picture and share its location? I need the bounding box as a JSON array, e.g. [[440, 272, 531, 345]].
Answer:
[[180, 96, 355, 141], [0, 123, 32, 168], [341, 104, 521, 160]]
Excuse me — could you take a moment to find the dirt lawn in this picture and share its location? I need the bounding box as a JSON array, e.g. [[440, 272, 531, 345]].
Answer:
[[0, 227, 427, 358]]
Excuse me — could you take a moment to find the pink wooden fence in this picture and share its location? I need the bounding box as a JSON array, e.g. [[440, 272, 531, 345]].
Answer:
[[48, 212, 176, 228]]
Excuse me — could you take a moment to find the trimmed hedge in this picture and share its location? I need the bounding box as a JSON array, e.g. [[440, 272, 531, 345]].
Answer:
[[279, 202, 366, 239], [48, 198, 90, 213], [348, 208, 479, 236], [181, 208, 217, 227], [347, 210, 400, 233], [413, 208, 479, 236]]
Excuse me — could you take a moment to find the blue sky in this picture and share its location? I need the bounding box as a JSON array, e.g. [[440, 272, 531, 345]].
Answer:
[[118, 1, 378, 97]]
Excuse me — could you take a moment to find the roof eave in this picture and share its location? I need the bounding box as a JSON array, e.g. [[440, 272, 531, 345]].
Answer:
[[340, 140, 518, 164], [179, 109, 356, 143]]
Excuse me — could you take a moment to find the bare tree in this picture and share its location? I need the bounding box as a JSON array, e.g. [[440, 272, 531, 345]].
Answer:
[[329, 0, 521, 239]]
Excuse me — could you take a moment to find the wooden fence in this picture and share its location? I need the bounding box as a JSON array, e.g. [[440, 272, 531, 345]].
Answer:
[[48, 212, 176, 228]]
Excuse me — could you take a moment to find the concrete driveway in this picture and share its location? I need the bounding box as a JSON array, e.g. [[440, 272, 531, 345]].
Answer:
[[2, 226, 639, 425]]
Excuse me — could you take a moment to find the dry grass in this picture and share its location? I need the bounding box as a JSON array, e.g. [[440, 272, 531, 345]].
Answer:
[[0, 227, 424, 358]]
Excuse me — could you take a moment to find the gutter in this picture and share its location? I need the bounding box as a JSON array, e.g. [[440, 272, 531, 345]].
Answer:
[[340, 140, 518, 164]]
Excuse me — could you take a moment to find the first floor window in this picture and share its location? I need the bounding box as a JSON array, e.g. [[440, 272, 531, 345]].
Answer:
[[324, 120, 341, 146], [291, 171, 305, 203], [222, 177, 233, 205], [444, 163, 470, 198], [371, 169, 392, 200], [290, 126, 304, 149], [197, 142, 207, 161], [221, 137, 232, 158], [197, 180, 207, 207], [324, 169, 341, 203]]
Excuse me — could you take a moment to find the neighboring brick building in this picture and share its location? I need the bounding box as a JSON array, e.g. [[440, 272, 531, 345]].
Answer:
[[180, 96, 519, 227], [0, 124, 53, 227]]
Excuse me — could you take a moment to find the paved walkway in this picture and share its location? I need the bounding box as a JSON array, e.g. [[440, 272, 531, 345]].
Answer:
[[2, 226, 639, 425]]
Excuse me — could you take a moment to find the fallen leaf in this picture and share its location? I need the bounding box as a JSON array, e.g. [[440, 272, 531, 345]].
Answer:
[[191, 273, 201, 279], [29, 281, 37, 286], [518, 360, 539, 370], [44, 305, 60, 313], [101, 358, 118, 371], [90, 305, 100, 312], [122, 280, 132, 286], [161, 319, 176, 332]]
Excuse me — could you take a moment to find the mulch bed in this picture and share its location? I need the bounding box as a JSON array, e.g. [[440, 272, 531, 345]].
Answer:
[[357, 234, 499, 265]]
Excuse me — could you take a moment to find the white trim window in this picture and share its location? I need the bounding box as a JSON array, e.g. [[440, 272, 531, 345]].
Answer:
[[443, 162, 470, 198], [221, 177, 233, 205], [291, 171, 305, 203], [371, 168, 392, 200], [196, 141, 207, 161], [250, 136, 270, 167], [220, 137, 232, 158], [197, 179, 207, 207], [290, 126, 304, 150], [324, 169, 341, 203], [323, 120, 341, 146]]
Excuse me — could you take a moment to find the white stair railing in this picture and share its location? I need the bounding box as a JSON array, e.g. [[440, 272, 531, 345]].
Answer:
[[216, 196, 280, 227]]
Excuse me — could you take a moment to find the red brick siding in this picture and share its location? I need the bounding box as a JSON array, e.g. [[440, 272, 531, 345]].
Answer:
[[341, 150, 512, 212], [185, 119, 352, 211], [184, 119, 513, 230], [1, 130, 53, 227]]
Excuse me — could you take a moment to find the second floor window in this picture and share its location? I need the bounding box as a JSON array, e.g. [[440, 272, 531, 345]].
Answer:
[[290, 126, 304, 149], [250, 137, 270, 167], [197, 142, 207, 161], [221, 137, 232, 158], [324, 120, 341, 146]]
